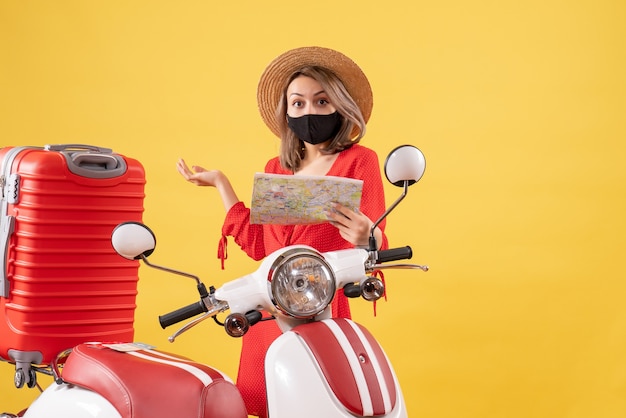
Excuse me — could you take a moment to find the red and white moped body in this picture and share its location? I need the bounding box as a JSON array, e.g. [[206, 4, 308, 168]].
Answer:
[[4, 144, 425, 418], [21, 314, 407, 418]]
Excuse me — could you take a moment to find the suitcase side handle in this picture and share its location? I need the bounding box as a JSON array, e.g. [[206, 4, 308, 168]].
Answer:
[[0, 215, 15, 298]]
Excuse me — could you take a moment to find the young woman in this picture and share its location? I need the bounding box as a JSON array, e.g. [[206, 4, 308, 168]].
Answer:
[[177, 46, 388, 418]]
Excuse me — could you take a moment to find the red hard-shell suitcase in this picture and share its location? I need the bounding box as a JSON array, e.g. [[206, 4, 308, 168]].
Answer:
[[0, 144, 145, 387]]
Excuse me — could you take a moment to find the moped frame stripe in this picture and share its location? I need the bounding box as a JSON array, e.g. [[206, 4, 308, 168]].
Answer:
[[293, 318, 396, 415], [345, 319, 393, 413], [294, 322, 363, 413], [333, 320, 387, 411], [128, 350, 215, 386], [325, 319, 376, 416]]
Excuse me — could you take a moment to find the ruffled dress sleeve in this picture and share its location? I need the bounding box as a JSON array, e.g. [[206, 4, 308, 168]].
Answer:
[[221, 201, 266, 262], [219, 157, 286, 266]]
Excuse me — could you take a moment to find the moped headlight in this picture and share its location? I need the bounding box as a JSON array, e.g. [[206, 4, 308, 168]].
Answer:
[[268, 248, 336, 319]]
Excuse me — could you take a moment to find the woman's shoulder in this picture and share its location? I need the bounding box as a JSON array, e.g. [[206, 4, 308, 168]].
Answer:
[[341, 143, 380, 162], [330, 144, 381, 177], [264, 156, 290, 174]]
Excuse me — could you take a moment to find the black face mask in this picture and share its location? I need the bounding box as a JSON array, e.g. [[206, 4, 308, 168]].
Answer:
[[287, 112, 342, 145]]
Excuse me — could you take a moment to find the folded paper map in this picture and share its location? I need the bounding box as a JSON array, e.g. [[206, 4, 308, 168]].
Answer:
[[250, 173, 363, 225]]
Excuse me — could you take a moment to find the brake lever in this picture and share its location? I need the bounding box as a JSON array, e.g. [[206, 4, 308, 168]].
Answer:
[[371, 263, 429, 272], [167, 300, 230, 343]]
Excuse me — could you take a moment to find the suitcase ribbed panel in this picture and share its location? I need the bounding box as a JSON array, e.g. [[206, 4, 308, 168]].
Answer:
[[1, 146, 145, 365]]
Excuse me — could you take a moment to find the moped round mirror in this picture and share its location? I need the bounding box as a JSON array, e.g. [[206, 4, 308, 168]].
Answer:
[[369, 145, 426, 251], [384, 145, 426, 187], [111, 222, 156, 260]]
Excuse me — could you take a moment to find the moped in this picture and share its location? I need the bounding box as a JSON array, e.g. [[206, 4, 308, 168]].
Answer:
[[1, 145, 427, 418]]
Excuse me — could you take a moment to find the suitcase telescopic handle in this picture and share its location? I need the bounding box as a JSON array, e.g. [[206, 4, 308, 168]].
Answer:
[[45, 144, 129, 179], [44, 144, 113, 154]]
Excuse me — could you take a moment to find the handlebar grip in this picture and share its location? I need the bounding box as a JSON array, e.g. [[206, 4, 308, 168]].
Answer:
[[377, 246, 413, 263], [159, 301, 208, 329]]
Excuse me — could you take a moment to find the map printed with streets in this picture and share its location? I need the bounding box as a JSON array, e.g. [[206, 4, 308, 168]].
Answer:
[[250, 173, 363, 225]]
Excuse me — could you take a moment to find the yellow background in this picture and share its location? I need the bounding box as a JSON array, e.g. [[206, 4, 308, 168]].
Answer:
[[1, 1, 625, 417]]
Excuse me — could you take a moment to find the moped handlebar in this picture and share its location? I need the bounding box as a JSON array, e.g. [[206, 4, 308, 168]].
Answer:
[[159, 301, 208, 329], [377, 246, 413, 263]]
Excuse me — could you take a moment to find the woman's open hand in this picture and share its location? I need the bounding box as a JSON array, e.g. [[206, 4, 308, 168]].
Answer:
[[177, 158, 224, 187], [176, 158, 239, 211]]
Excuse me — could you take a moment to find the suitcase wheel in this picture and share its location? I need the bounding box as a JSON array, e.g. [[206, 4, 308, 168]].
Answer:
[[13, 367, 36, 389]]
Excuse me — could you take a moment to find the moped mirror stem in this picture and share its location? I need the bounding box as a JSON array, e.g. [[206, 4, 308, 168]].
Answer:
[[369, 180, 409, 251], [140, 254, 202, 286]]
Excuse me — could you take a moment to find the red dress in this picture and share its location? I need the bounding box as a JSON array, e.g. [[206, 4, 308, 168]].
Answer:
[[220, 144, 388, 417]]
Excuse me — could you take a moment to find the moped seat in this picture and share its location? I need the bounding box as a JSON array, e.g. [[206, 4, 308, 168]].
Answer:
[[61, 343, 247, 418]]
